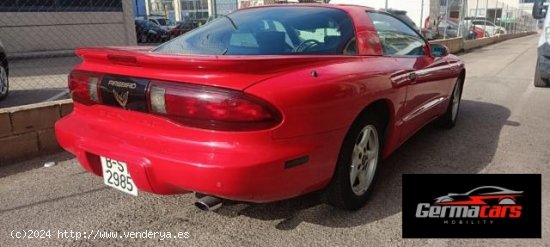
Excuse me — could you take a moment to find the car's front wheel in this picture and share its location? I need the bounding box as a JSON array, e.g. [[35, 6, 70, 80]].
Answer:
[[0, 64, 8, 100], [436, 75, 463, 128], [325, 111, 383, 210]]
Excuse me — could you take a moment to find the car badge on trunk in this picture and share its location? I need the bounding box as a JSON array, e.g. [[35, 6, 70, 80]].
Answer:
[[113, 89, 129, 109]]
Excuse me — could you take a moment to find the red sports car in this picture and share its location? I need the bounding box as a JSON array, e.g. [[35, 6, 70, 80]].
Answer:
[[55, 4, 465, 210]]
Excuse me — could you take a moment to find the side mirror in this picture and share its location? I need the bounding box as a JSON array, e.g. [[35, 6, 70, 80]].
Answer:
[[533, 0, 548, 19], [431, 44, 449, 57]]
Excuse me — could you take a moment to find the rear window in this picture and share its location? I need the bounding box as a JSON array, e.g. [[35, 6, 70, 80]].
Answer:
[[154, 7, 357, 55]]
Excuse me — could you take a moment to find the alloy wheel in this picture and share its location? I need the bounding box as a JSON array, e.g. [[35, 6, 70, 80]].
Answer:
[[451, 80, 462, 122], [349, 124, 379, 196]]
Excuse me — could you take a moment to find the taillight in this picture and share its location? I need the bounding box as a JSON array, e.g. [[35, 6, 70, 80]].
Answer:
[[67, 70, 281, 131], [68, 71, 101, 105], [148, 81, 281, 131]]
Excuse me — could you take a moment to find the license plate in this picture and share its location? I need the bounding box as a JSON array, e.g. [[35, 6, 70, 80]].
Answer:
[[100, 157, 138, 196]]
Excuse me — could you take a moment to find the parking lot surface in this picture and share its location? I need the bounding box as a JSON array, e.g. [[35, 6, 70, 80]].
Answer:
[[0, 35, 548, 246]]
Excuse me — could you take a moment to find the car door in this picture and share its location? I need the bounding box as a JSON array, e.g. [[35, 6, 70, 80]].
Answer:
[[367, 12, 452, 142]]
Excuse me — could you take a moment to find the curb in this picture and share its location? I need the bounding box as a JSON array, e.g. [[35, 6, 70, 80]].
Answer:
[[0, 99, 73, 166]]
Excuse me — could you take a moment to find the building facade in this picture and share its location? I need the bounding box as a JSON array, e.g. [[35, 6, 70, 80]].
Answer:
[[466, 0, 530, 19], [139, 0, 275, 23], [0, 0, 136, 56]]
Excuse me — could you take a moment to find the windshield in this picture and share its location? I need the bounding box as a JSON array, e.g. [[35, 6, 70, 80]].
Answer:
[[157, 19, 167, 26], [154, 7, 356, 55]]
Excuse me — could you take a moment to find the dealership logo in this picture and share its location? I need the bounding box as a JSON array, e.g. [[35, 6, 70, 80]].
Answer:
[[402, 174, 541, 238], [416, 186, 523, 220]]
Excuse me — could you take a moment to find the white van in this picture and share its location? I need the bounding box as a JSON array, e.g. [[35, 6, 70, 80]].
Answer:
[[533, 0, 550, 87]]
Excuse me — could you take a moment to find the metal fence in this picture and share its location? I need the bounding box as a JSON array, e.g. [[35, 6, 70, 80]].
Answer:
[[0, 0, 539, 108], [425, 0, 538, 40]]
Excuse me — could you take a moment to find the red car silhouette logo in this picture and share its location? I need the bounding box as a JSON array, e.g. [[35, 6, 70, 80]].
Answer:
[[434, 186, 523, 205]]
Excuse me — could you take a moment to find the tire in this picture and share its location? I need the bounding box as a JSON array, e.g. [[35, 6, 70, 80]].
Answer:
[[0, 64, 8, 100], [534, 58, 548, 87], [324, 111, 384, 210], [436, 75, 464, 129]]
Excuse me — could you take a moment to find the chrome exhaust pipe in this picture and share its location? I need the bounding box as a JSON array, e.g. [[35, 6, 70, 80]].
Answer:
[[194, 195, 223, 211]]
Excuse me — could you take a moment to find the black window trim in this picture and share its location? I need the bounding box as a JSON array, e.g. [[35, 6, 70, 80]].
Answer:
[[366, 10, 430, 58]]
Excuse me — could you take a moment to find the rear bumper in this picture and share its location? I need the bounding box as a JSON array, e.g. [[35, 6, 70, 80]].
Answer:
[[55, 104, 344, 202]]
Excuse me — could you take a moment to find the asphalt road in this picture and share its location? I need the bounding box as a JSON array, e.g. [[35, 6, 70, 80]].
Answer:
[[1, 35, 549, 246]]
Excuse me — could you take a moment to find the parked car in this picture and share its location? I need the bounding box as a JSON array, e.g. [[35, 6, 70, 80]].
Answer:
[[56, 5, 465, 211], [424, 16, 485, 39], [465, 18, 507, 36], [168, 21, 201, 39], [146, 16, 176, 31], [0, 39, 8, 100], [135, 20, 169, 43]]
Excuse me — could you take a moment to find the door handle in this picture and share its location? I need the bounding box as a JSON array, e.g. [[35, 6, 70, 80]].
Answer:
[[390, 70, 417, 88], [408, 72, 417, 82]]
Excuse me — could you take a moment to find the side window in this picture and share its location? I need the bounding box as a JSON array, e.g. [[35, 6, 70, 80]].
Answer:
[[367, 12, 426, 56]]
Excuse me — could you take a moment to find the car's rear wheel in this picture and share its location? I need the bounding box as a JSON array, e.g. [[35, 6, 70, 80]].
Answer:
[[0, 64, 8, 100], [534, 58, 548, 87], [498, 198, 516, 205], [436, 75, 463, 129], [325, 111, 383, 210]]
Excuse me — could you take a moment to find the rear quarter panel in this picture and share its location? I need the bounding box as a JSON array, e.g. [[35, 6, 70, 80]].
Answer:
[[244, 56, 405, 143]]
